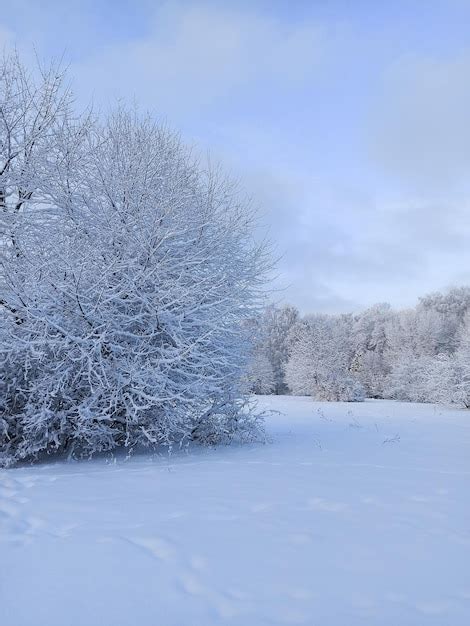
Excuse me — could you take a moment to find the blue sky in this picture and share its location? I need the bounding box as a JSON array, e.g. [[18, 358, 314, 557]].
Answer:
[[3, 1, 470, 312]]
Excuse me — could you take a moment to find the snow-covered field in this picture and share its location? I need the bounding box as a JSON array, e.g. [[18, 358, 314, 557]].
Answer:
[[1, 396, 469, 626]]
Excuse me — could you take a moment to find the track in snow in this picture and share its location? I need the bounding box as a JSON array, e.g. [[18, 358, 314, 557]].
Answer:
[[1, 396, 470, 626]]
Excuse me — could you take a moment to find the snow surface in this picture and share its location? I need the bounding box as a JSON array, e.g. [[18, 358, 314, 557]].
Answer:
[[1, 396, 470, 626]]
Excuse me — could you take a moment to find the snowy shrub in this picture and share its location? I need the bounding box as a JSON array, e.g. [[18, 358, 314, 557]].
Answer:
[[0, 55, 269, 467], [322, 376, 365, 402]]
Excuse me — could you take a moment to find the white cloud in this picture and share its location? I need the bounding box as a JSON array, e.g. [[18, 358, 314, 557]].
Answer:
[[71, 4, 330, 114], [370, 54, 470, 192]]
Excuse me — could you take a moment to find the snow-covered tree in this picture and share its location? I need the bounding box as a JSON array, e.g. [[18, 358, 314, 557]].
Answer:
[[254, 304, 299, 394], [286, 314, 365, 402], [387, 354, 434, 403], [384, 301, 465, 403], [419, 286, 470, 323], [258, 288, 470, 406], [0, 57, 269, 467], [0, 52, 75, 318], [350, 303, 392, 397], [265, 288, 470, 406], [245, 349, 276, 395], [436, 313, 470, 408]]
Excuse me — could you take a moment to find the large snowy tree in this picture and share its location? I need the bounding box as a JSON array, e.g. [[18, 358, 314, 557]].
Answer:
[[0, 56, 269, 466]]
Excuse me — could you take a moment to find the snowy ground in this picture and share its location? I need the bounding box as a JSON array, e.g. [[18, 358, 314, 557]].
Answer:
[[1, 396, 470, 626]]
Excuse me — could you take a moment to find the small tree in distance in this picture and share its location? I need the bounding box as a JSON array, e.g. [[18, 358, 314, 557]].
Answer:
[[285, 314, 365, 402]]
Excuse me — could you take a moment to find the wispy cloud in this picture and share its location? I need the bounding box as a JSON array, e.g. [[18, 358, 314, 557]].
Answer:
[[2, 1, 470, 313], [370, 54, 470, 192], [69, 4, 332, 115]]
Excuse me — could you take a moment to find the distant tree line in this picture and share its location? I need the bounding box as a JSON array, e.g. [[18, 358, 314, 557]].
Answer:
[[247, 287, 470, 407]]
